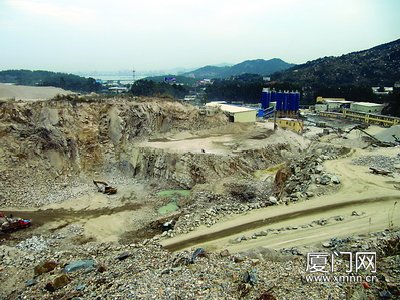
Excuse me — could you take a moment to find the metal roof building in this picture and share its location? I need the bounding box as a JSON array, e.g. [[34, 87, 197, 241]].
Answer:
[[206, 102, 257, 123], [350, 102, 385, 114]]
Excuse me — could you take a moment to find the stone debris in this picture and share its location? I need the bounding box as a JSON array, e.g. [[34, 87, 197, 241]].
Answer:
[[279, 149, 343, 202], [16, 235, 48, 252], [352, 155, 400, 173], [1, 98, 399, 299], [1, 241, 354, 299], [66, 224, 84, 235]]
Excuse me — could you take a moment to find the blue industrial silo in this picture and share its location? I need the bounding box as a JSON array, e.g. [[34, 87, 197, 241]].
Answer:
[[287, 92, 293, 112], [261, 88, 271, 109], [276, 92, 282, 111], [294, 92, 299, 111], [290, 92, 296, 112], [283, 92, 288, 111]]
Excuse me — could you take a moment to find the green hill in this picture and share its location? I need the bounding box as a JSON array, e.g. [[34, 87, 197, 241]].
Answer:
[[183, 58, 295, 79], [273, 39, 400, 87]]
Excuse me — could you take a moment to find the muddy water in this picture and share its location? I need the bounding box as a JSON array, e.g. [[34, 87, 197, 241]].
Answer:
[[164, 196, 398, 252]]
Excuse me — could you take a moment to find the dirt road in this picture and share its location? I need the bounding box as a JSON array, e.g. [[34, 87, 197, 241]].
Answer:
[[161, 147, 400, 253], [1, 183, 158, 243]]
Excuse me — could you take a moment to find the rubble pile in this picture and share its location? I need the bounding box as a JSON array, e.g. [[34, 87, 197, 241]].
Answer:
[[1, 230, 398, 299], [168, 180, 275, 235], [16, 235, 48, 252], [172, 201, 269, 236], [0, 241, 344, 299], [352, 154, 400, 173], [280, 153, 341, 201]]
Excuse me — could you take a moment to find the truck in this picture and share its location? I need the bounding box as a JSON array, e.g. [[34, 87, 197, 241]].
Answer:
[[0, 212, 32, 233]]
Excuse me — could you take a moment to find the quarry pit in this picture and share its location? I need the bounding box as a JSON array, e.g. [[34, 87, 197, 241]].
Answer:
[[0, 94, 399, 299]]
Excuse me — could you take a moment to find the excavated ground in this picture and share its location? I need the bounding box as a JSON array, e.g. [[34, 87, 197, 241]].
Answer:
[[0, 95, 399, 299]]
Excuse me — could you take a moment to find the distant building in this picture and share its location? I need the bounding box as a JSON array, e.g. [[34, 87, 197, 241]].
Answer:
[[315, 104, 328, 112], [206, 102, 257, 123], [164, 77, 176, 84], [108, 86, 128, 93], [316, 97, 346, 103], [183, 95, 197, 101], [372, 87, 393, 95], [198, 79, 212, 85], [350, 102, 385, 114], [315, 97, 352, 112]]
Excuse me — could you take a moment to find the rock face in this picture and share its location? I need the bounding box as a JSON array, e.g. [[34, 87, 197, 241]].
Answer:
[[131, 144, 288, 189], [0, 96, 294, 206], [0, 97, 229, 207]]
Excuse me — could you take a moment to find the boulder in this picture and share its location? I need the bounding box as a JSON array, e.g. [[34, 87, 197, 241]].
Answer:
[[34, 260, 57, 276], [116, 252, 131, 261], [26, 279, 38, 286], [44, 274, 70, 292], [64, 259, 96, 273], [319, 174, 331, 185], [305, 191, 315, 198], [268, 196, 277, 204], [331, 175, 340, 184], [220, 249, 230, 257], [315, 165, 323, 174]]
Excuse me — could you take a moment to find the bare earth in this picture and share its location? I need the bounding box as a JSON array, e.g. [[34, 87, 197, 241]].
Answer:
[[0, 83, 74, 101]]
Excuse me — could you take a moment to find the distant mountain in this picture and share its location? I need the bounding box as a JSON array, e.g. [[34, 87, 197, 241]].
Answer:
[[183, 65, 231, 79], [183, 58, 295, 79], [274, 39, 400, 87]]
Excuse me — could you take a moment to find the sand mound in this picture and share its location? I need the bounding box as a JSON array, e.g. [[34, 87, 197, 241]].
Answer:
[[374, 125, 400, 143], [0, 83, 74, 101]]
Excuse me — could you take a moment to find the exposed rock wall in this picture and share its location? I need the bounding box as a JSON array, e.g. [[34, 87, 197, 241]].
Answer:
[[128, 144, 288, 188], [0, 97, 229, 206]]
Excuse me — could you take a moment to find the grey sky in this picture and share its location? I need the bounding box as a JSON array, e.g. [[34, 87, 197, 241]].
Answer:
[[1, 0, 399, 73]]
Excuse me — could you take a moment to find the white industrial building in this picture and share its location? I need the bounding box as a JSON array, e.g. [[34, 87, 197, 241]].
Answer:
[[315, 97, 352, 112], [350, 102, 385, 114], [206, 102, 257, 123]]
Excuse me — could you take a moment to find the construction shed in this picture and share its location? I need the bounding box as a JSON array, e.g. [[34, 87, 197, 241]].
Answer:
[[206, 102, 257, 123], [350, 102, 385, 114]]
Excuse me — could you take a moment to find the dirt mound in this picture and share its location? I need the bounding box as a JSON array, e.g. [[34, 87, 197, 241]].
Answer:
[[374, 125, 400, 143], [0, 83, 74, 101]]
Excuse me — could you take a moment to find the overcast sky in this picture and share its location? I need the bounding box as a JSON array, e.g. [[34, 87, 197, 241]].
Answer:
[[0, 0, 399, 73]]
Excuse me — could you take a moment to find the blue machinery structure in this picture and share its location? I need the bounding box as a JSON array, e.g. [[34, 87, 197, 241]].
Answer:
[[259, 88, 300, 118]]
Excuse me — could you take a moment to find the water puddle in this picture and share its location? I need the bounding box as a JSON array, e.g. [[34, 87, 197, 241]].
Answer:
[[157, 189, 190, 215]]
